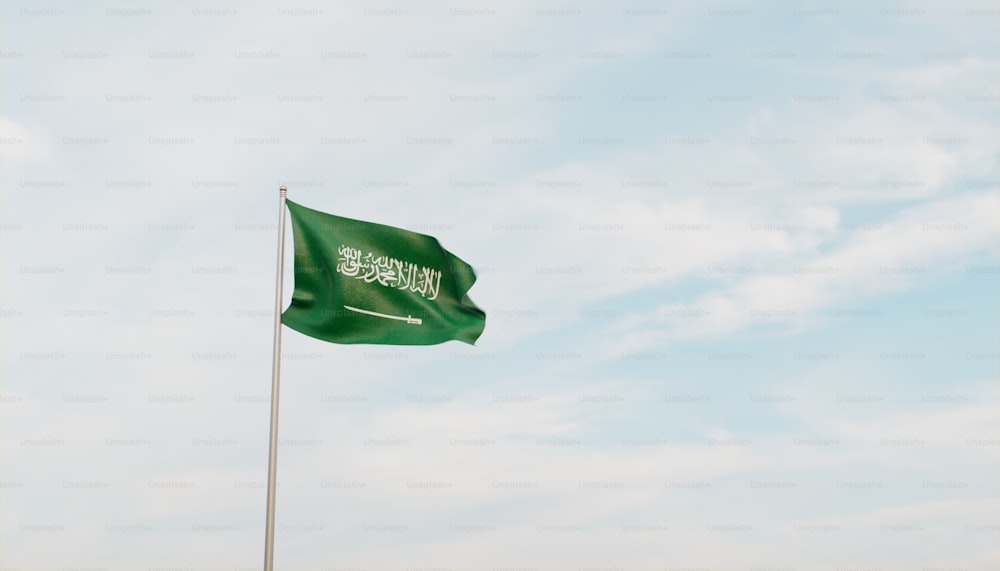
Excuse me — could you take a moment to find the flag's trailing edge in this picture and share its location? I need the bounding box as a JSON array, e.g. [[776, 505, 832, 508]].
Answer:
[[280, 199, 486, 345]]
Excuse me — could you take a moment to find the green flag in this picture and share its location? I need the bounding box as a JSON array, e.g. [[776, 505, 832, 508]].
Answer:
[[280, 199, 486, 345]]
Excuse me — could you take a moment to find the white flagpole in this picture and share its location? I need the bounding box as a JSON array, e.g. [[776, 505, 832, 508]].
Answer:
[[263, 185, 287, 571]]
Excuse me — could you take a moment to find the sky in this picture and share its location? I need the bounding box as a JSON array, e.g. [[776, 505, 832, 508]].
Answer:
[[1, 1, 998, 570]]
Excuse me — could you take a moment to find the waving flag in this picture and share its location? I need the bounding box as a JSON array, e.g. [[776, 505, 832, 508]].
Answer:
[[280, 199, 486, 345]]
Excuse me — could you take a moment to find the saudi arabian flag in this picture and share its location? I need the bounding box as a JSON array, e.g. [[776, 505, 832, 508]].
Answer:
[[281, 200, 486, 345]]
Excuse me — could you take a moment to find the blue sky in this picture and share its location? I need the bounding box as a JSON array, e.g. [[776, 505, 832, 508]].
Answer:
[[1, 1, 998, 569]]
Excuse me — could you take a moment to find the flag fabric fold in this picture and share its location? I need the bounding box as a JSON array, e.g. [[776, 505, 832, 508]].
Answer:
[[280, 199, 486, 345]]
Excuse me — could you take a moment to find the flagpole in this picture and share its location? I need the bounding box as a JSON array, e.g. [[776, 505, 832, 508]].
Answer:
[[263, 185, 287, 571]]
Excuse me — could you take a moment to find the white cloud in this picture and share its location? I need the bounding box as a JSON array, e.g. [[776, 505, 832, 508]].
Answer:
[[607, 190, 997, 349]]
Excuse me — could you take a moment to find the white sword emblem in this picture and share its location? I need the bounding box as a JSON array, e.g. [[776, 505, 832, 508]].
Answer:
[[343, 305, 422, 325]]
